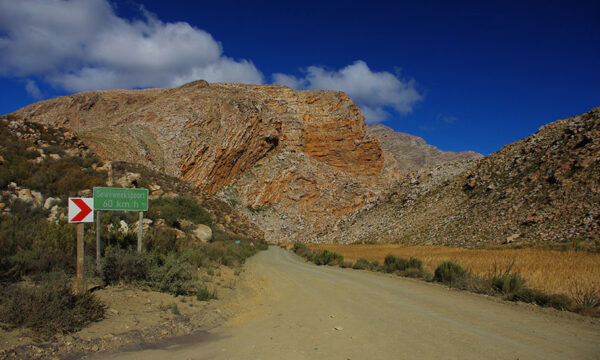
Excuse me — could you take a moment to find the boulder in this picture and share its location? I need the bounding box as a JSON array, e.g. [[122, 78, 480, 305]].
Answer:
[[44, 197, 60, 210], [47, 205, 61, 222], [193, 224, 212, 243], [17, 188, 34, 203], [31, 190, 43, 206], [119, 220, 129, 233], [173, 228, 186, 239], [116, 172, 141, 188], [132, 218, 153, 231], [79, 189, 93, 197], [149, 184, 161, 192]]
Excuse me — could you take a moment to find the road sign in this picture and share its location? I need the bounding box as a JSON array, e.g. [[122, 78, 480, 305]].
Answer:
[[93, 187, 148, 211], [69, 198, 94, 223]]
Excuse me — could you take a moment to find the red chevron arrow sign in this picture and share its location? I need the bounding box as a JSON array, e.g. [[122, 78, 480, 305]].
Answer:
[[68, 198, 94, 223]]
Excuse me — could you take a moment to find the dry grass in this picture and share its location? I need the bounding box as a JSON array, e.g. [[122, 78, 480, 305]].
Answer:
[[306, 244, 600, 296]]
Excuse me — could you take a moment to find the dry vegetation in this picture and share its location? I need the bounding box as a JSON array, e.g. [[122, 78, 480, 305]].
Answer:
[[306, 244, 600, 297]]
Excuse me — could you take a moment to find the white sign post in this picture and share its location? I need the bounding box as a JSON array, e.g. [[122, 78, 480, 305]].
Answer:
[[68, 197, 94, 293]]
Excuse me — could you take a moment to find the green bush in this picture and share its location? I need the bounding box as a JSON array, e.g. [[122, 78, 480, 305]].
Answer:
[[196, 285, 217, 301], [408, 257, 423, 270], [434, 261, 467, 284], [491, 273, 526, 298], [311, 250, 344, 266], [0, 273, 104, 337], [0, 212, 76, 282], [101, 246, 149, 285], [383, 254, 423, 273], [169, 303, 180, 315], [147, 196, 212, 228], [352, 258, 370, 270], [147, 253, 195, 296], [370, 260, 381, 271], [384, 254, 407, 272], [186, 248, 209, 268], [204, 241, 258, 266], [292, 242, 312, 258], [145, 227, 180, 253]]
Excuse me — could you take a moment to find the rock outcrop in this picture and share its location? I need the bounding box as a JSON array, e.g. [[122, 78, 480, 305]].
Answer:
[[9, 81, 400, 242], [323, 107, 600, 246]]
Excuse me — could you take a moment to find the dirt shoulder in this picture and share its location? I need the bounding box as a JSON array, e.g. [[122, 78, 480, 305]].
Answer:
[[0, 266, 242, 359]]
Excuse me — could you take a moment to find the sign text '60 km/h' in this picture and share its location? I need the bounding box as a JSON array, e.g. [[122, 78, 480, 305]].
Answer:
[[93, 187, 149, 211]]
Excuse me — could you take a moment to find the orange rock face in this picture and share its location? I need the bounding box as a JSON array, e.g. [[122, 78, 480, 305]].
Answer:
[[12, 81, 397, 242]]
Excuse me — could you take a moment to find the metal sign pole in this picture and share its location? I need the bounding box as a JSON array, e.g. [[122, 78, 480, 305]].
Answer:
[[76, 223, 85, 294], [96, 210, 101, 271], [137, 211, 143, 253]]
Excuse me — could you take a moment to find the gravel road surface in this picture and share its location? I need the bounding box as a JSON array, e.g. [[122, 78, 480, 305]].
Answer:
[[91, 247, 600, 359]]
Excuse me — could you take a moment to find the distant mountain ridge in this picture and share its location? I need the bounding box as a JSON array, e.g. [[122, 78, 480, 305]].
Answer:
[[368, 124, 482, 172]]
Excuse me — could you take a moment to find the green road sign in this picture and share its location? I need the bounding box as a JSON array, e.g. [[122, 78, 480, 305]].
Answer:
[[93, 187, 148, 211]]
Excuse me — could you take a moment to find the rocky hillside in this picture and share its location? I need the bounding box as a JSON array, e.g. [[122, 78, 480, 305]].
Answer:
[[8, 81, 403, 242], [368, 124, 482, 172], [0, 114, 263, 243], [324, 107, 600, 246]]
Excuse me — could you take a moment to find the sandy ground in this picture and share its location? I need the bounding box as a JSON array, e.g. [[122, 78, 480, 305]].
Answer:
[[89, 246, 600, 360], [0, 267, 239, 358]]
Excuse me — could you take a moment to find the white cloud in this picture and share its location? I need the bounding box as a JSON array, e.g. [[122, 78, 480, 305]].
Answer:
[[271, 73, 305, 89], [24, 79, 42, 99], [273, 61, 422, 123], [0, 0, 263, 92]]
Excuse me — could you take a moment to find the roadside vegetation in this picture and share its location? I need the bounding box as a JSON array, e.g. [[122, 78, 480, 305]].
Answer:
[[290, 242, 600, 317], [0, 116, 266, 338]]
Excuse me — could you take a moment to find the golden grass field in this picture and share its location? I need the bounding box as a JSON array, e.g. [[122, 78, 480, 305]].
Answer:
[[306, 244, 600, 296]]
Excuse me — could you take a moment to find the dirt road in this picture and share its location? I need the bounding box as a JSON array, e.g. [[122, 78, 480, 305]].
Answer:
[[92, 247, 600, 359]]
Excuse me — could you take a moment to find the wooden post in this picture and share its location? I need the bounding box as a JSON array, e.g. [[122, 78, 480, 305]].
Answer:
[[96, 210, 101, 272], [76, 223, 85, 294], [137, 211, 143, 253]]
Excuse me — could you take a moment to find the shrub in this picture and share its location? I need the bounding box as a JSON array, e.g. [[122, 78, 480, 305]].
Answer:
[[369, 260, 381, 271], [145, 227, 180, 253], [169, 303, 180, 315], [204, 241, 257, 266], [352, 258, 370, 270], [408, 257, 423, 270], [147, 253, 195, 296], [292, 242, 313, 258], [311, 250, 344, 266], [101, 246, 149, 285], [383, 254, 422, 273], [0, 273, 104, 337], [0, 213, 76, 282], [186, 248, 209, 268], [402, 267, 426, 279], [434, 261, 467, 284], [147, 196, 212, 228], [196, 285, 217, 301], [491, 273, 526, 299]]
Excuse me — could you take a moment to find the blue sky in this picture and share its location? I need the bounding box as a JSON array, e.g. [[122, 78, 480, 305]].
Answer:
[[0, 0, 598, 155]]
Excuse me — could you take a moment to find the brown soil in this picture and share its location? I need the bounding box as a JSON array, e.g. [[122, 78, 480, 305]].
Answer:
[[0, 266, 241, 359]]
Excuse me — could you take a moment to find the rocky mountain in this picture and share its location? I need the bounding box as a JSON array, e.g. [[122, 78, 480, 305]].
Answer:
[[368, 124, 482, 172], [321, 107, 600, 246], [11, 81, 592, 248], [8, 81, 402, 242]]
